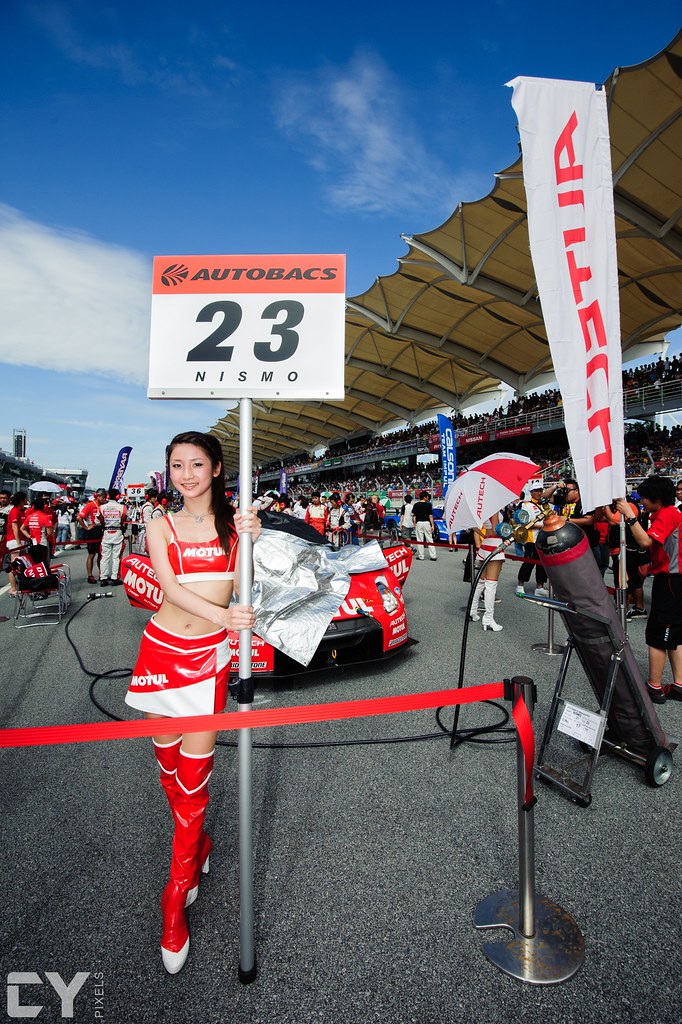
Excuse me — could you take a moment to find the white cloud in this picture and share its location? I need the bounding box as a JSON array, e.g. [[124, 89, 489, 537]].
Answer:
[[0, 204, 152, 384], [274, 51, 479, 215], [25, 2, 232, 96]]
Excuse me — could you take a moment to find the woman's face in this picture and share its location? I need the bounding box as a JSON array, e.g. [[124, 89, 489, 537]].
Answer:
[[168, 443, 220, 500]]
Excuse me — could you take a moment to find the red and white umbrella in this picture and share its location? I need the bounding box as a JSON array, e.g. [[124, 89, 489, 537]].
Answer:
[[444, 453, 540, 534]]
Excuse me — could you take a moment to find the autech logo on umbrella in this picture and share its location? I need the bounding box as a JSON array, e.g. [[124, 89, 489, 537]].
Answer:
[[476, 478, 486, 517], [161, 263, 189, 287]]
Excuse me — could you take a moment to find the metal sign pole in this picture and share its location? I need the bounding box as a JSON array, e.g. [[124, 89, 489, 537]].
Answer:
[[147, 250, 346, 985], [237, 396, 257, 984]]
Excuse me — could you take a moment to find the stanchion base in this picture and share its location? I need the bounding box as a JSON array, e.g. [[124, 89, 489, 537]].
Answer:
[[474, 888, 584, 984], [238, 957, 258, 985], [532, 642, 566, 657]]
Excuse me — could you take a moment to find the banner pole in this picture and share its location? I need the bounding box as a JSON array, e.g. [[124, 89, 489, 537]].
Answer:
[[237, 396, 257, 984], [618, 515, 628, 631]]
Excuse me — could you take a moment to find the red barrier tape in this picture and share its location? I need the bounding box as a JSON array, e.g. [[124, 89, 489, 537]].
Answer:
[[511, 696, 535, 807], [0, 682, 521, 749]]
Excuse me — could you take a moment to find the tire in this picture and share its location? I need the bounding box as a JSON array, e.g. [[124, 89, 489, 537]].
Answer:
[[644, 746, 673, 787]]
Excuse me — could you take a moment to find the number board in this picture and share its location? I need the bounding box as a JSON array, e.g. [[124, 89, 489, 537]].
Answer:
[[148, 253, 346, 400]]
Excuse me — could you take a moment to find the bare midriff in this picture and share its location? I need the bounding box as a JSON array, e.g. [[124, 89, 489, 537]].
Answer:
[[154, 579, 234, 636]]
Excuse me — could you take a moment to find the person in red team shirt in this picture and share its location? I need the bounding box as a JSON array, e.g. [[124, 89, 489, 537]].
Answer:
[[0, 490, 10, 571], [20, 497, 56, 561], [305, 491, 328, 536], [78, 489, 106, 583], [5, 492, 27, 597], [617, 476, 682, 704]]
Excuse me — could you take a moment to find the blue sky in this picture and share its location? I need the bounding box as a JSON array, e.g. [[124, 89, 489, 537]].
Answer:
[[0, 2, 680, 488]]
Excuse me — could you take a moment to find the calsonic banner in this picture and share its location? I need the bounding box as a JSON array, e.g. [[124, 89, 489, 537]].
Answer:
[[437, 414, 457, 499], [508, 77, 625, 510], [108, 446, 132, 492]]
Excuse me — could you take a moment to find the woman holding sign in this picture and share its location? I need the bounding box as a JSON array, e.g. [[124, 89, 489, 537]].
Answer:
[[125, 430, 261, 974]]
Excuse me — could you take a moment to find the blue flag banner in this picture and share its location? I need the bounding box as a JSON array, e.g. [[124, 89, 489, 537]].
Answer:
[[108, 446, 133, 493], [279, 469, 287, 494], [438, 415, 456, 499]]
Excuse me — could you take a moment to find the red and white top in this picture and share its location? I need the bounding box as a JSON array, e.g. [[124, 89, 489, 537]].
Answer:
[[305, 504, 328, 536], [647, 505, 682, 575], [23, 508, 53, 546], [166, 515, 238, 584], [80, 501, 103, 529]]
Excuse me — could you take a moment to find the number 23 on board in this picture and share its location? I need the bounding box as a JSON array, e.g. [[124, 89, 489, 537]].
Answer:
[[187, 299, 303, 363]]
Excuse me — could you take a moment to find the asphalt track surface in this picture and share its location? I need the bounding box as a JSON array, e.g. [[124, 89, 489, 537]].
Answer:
[[1, 546, 681, 1024]]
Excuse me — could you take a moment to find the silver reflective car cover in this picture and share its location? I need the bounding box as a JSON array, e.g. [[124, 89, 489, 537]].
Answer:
[[250, 532, 388, 666]]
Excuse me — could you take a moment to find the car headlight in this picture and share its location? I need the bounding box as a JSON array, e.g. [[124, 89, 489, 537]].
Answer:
[[375, 575, 399, 614]]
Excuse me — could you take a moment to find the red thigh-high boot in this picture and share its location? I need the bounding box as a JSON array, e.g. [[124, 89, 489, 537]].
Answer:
[[153, 738, 181, 816], [160, 748, 214, 974], [154, 739, 210, 909]]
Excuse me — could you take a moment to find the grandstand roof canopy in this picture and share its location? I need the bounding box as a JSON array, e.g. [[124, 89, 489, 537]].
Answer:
[[211, 29, 682, 473]]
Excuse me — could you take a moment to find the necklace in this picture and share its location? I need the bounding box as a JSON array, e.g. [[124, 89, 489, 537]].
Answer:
[[180, 508, 212, 524]]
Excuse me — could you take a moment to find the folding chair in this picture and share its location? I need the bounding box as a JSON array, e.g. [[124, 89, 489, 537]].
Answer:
[[11, 552, 71, 628]]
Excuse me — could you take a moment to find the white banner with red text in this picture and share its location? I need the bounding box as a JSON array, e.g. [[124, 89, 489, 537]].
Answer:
[[508, 77, 625, 510]]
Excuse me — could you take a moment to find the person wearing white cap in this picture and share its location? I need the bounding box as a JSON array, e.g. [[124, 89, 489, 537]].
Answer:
[[515, 479, 549, 598]]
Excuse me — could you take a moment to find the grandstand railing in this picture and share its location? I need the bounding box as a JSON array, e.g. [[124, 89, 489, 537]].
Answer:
[[258, 377, 682, 482]]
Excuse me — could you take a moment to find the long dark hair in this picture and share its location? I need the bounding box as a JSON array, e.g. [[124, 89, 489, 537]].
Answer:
[[166, 431, 235, 557]]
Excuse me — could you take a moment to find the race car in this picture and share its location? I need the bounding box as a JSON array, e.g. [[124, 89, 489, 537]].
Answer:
[[120, 541, 415, 679], [382, 504, 450, 544]]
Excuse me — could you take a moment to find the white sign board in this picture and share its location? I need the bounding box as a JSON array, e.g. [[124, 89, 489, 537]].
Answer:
[[126, 484, 146, 498], [557, 701, 605, 750], [148, 254, 346, 400]]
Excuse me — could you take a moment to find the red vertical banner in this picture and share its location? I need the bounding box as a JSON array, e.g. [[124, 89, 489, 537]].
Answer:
[[508, 77, 625, 509]]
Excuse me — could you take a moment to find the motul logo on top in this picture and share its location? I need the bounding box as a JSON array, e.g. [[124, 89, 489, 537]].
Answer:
[[182, 546, 223, 558]]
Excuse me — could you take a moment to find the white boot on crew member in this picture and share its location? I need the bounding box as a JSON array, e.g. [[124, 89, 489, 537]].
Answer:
[[469, 579, 485, 621], [482, 579, 503, 632]]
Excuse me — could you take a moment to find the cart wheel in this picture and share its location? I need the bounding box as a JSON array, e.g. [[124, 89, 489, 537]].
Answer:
[[644, 746, 673, 787], [576, 795, 592, 808]]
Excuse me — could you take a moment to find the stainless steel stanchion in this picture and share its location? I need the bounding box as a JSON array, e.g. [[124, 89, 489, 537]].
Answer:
[[237, 397, 257, 984], [532, 580, 566, 656], [473, 676, 584, 984]]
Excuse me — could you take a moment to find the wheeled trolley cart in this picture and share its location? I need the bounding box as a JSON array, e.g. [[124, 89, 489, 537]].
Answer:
[[528, 515, 677, 805], [533, 603, 675, 805]]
